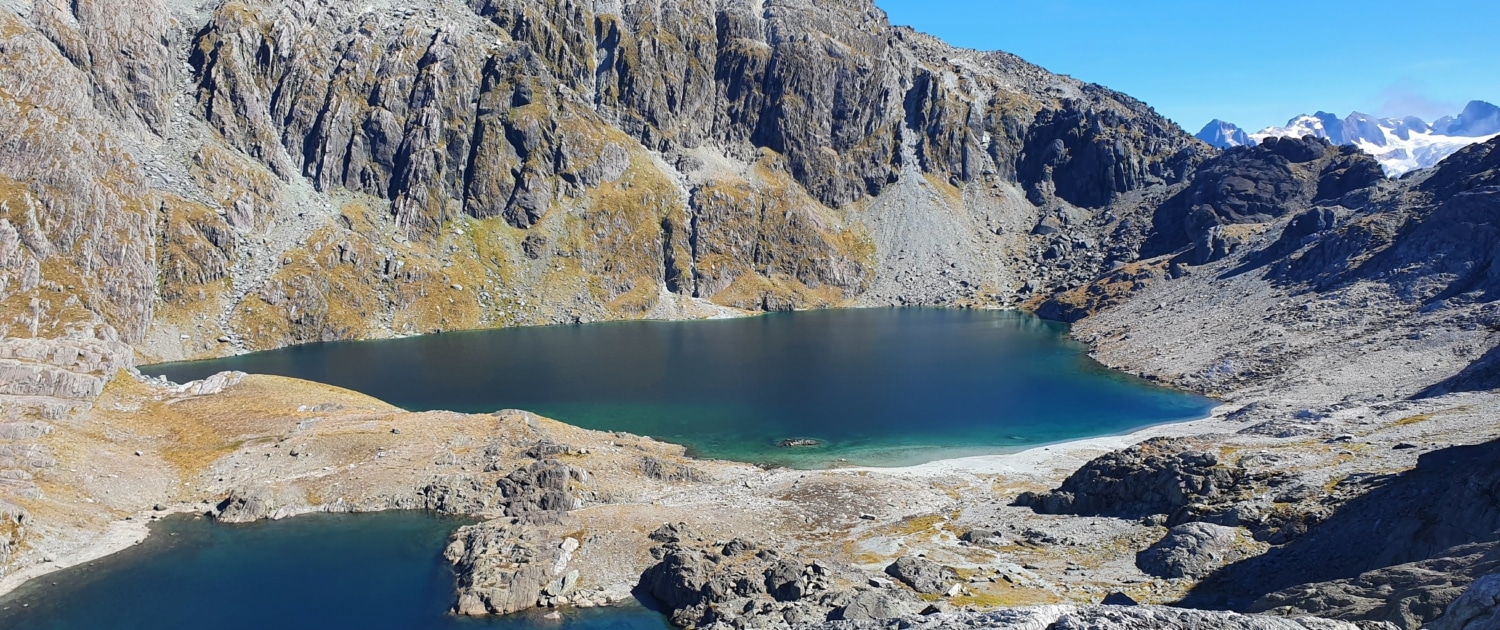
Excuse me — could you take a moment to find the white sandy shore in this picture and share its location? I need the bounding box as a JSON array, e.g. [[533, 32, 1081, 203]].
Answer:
[[858, 405, 1237, 481]]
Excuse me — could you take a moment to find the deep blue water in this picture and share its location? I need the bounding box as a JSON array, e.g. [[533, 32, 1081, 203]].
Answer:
[[143, 308, 1214, 468], [0, 512, 671, 630]]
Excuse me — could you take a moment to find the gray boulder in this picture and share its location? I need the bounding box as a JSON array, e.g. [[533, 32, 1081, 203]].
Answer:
[[836, 590, 918, 621], [1016, 437, 1248, 521], [884, 556, 957, 595], [960, 529, 1003, 544], [1137, 523, 1260, 580], [1430, 572, 1500, 630], [765, 559, 809, 602]]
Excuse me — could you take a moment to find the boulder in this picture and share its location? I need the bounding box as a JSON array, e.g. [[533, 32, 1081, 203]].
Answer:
[[837, 590, 918, 621], [960, 529, 1002, 544], [636, 525, 867, 627], [765, 559, 808, 601], [1137, 523, 1261, 580], [1430, 572, 1500, 630], [1016, 437, 1247, 521], [885, 556, 957, 595]]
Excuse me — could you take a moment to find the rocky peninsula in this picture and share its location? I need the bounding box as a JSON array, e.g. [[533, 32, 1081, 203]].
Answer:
[[2, 0, 1500, 628]]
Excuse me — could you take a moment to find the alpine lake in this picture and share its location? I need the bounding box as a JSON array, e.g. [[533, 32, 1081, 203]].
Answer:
[[1, 308, 1214, 629]]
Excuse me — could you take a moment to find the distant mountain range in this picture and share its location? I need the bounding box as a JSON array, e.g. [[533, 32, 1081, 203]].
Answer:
[[1198, 100, 1500, 176]]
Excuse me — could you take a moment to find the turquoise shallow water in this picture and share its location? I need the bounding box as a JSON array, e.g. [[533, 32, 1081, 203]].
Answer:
[[143, 308, 1214, 468], [0, 512, 671, 630]]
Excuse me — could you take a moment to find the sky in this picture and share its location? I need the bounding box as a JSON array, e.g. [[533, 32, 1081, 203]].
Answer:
[[873, 0, 1500, 133]]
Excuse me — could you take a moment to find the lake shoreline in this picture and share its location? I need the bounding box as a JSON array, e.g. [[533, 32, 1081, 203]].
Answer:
[[136, 308, 1213, 471], [857, 406, 1235, 479], [7, 344, 1499, 630], [0, 399, 1232, 602]]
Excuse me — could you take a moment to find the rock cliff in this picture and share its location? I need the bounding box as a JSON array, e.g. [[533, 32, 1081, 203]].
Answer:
[[1, 0, 1206, 365]]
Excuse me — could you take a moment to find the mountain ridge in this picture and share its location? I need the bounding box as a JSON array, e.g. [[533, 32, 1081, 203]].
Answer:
[[1197, 101, 1500, 176], [1, 0, 1213, 365]]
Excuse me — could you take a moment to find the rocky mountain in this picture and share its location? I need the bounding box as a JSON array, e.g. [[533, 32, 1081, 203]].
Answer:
[[1434, 100, 1500, 137], [1201, 102, 1500, 176], [0, 0, 1208, 373], [1028, 133, 1500, 628], [1196, 120, 1253, 148]]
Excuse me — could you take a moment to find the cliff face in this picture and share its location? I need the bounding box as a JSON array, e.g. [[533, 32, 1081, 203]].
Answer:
[[0, 0, 1207, 366], [188, 0, 1199, 228]]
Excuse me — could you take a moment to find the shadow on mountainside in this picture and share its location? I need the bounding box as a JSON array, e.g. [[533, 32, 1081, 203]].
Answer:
[[1175, 438, 1500, 626], [1419, 344, 1500, 399], [1216, 139, 1500, 304]]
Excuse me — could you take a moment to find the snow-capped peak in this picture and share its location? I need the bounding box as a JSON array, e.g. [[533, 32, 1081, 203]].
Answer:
[[1204, 101, 1499, 177], [1251, 114, 1334, 145], [1195, 120, 1252, 148]]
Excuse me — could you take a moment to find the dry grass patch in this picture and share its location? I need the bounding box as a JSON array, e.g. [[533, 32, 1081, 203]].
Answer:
[[1392, 406, 1470, 428], [951, 586, 1061, 609], [888, 513, 946, 537]]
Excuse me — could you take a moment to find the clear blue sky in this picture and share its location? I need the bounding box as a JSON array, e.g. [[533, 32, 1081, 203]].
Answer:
[[874, 0, 1500, 133]]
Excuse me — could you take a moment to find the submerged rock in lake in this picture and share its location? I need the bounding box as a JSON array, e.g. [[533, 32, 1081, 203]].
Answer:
[[779, 439, 822, 448]]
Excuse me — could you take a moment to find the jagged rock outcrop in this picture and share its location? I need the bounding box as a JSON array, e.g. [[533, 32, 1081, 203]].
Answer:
[[1430, 572, 1500, 630], [0, 4, 160, 346], [638, 522, 902, 627], [639, 455, 710, 483], [1141, 136, 1382, 265], [421, 444, 591, 615], [412, 458, 584, 516], [1417, 136, 1500, 201], [0, 336, 133, 410], [1017, 95, 1204, 209], [1250, 540, 1500, 630], [1244, 136, 1500, 301], [1015, 437, 1253, 521], [446, 519, 581, 615], [214, 485, 308, 523], [0, 500, 27, 567], [0, 334, 133, 518], [496, 459, 585, 515], [1177, 438, 1500, 629], [1034, 258, 1173, 323]]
